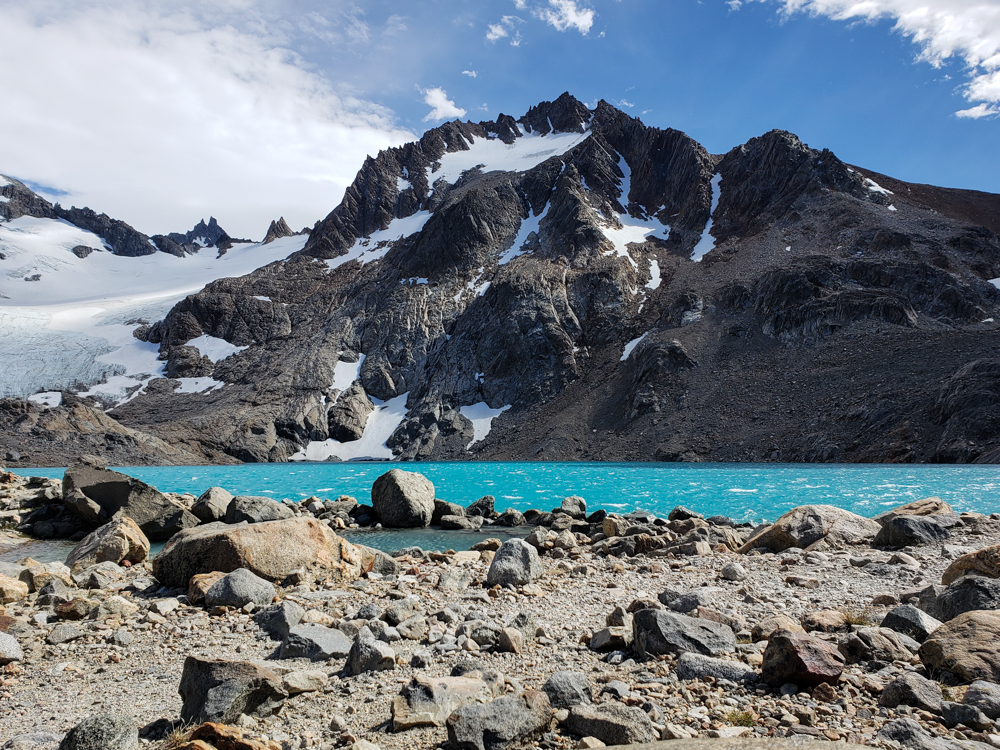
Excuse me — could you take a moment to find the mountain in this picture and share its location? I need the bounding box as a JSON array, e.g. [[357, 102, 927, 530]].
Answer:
[[5, 93, 1000, 467]]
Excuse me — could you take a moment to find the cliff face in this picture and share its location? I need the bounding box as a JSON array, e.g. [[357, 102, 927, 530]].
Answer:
[[48, 93, 1000, 465]]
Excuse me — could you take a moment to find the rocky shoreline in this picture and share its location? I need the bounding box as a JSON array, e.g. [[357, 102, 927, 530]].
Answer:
[[3, 461, 1000, 750]]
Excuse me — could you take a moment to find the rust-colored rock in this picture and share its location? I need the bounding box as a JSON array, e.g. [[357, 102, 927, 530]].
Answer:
[[761, 629, 846, 687], [188, 571, 227, 605], [186, 721, 282, 750]]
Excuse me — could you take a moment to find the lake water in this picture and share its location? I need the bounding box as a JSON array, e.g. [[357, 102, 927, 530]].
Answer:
[[14, 461, 1000, 522]]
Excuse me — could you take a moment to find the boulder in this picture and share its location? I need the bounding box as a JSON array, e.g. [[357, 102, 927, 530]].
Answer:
[[204, 569, 276, 608], [801, 610, 850, 633], [720, 561, 748, 581], [152, 518, 363, 588], [632, 608, 736, 658], [0, 574, 29, 604], [57, 712, 138, 750], [494, 508, 525, 527], [564, 703, 659, 746], [441, 515, 483, 531], [224, 496, 294, 524], [327, 382, 374, 442], [751, 614, 804, 642], [0, 631, 24, 664], [371, 469, 435, 528], [438, 568, 474, 592], [191, 487, 234, 523], [762, 630, 845, 687], [433, 499, 466, 524], [874, 497, 959, 527], [942, 543, 1000, 585], [65, 516, 149, 572], [358, 545, 401, 577], [391, 675, 497, 731], [178, 655, 286, 725], [929, 576, 1000, 621], [880, 605, 942, 642], [738, 505, 880, 552], [188, 571, 226, 605], [675, 652, 758, 683], [919, 610, 1000, 682], [876, 718, 958, 750], [343, 627, 396, 676], [559, 496, 586, 519], [941, 701, 993, 730], [874, 515, 951, 547], [283, 670, 328, 695], [254, 600, 305, 640], [542, 671, 592, 708], [486, 539, 542, 588], [47, 624, 84, 645], [72, 561, 125, 590], [62, 458, 199, 541], [838, 627, 915, 664], [964, 680, 1000, 719], [465, 495, 496, 519], [278, 624, 352, 661], [879, 672, 944, 713], [446, 690, 551, 750]]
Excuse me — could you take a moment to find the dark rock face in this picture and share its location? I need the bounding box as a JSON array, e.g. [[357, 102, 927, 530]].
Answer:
[[177, 656, 286, 725], [61, 457, 199, 541], [927, 576, 1000, 622], [22, 94, 1000, 467], [0, 175, 58, 222], [52, 206, 158, 257], [875, 515, 951, 547]]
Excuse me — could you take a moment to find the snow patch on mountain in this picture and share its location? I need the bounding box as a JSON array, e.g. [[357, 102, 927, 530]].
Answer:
[[188, 335, 247, 363], [460, 402, 512, 450], [430, 130, 590, 186], [0, 229, 307, 399], [691, 174, 722, 262], [326, 211, 431, 271], [597, 156, 669, 269], [290, 392, 409, 461]]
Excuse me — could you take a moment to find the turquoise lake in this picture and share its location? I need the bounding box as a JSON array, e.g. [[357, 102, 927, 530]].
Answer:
[[14, 462, 1000, 522]]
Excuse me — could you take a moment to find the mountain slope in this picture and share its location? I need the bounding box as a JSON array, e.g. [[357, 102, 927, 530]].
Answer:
[[6, 94, 1000, 466], [94, 93, 1000, 466]]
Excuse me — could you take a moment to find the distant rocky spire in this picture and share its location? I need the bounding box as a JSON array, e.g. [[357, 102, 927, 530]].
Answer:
[[262, 216, 294, 245]]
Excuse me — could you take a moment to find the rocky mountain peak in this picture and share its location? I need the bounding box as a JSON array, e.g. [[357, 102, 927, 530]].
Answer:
[[262, 217, 295, 245], [0, 174, 57, 223]]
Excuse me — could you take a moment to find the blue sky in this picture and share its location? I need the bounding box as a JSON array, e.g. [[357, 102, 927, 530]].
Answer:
[[0, 0, 997, 237]]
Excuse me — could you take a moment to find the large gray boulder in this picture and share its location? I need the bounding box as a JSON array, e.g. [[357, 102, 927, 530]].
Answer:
[[152, 517, 363, 588], [62, 458, 199, 541], [278, 624, 352, 661], [254, 600, 304, 640], [371, 469, 435, 527], [64, 515, 150, 572], [877, 719, 959, 750], [875, 515, 951, 547], [178, 655, 286, 724], [927, 576, 1000, 622], [327, 382, 374, 442], [391, 675, 498, 731], [879, 672, 944, 714], [204, 568, 276, 608], [919, 610, 1000, 682], [343, 627, 396, 676], [738, 504, 880, 552], [632, 608, 736, 658], [880, 604, 942, 642], [446, 690, 552, 750], [0, 632, 24, 665], [564, 703, 659, 746], [224, 496, 294, 524], [486, 539, 542, 588], [675, 652, 758, 683], [964, 680, 1000, 719], [541, 671, 592, 708], [57, 712, 137, 750], [191, 487, 233, 523]]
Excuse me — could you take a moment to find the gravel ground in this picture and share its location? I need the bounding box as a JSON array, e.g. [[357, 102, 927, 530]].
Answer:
[[3, 516, 1000, 750]]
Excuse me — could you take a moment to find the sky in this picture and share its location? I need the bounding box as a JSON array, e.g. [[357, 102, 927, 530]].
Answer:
[[1, 0, 998, 239]]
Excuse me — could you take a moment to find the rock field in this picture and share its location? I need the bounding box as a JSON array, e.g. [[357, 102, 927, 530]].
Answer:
[[3, 463, 1000, 750]]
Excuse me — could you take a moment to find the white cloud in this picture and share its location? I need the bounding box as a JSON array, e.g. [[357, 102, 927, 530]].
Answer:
[[751, 0, 1000, 116], [486, 15, 524, 44], [0, 2, 413, 239], [536, 0, 595, 34], [956, 102, 1000, 118], [463, 69, 478, 77], [421, 87, 468, 121]]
